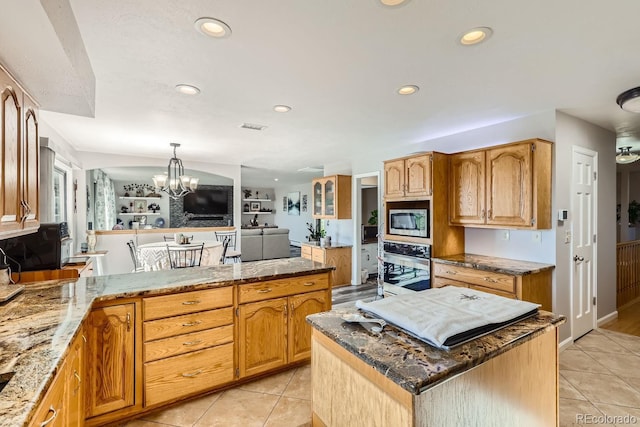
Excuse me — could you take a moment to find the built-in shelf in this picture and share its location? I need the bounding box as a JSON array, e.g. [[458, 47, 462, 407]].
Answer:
[[242, 212, 274, 215], [119, 196, 162, 200], [118, 212, 161, 216], [242, 198, 272, 202]]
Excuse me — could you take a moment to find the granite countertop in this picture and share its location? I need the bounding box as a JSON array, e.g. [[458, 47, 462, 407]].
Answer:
[[0, 258, 332, 427], [432, 253, 555, 276], [307, 307, 565, 395], [301, 241, 352, 249]]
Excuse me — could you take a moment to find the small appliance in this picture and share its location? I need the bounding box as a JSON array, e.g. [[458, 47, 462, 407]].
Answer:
[[388, 208, 429, 238], [0, 222, 72, 271]]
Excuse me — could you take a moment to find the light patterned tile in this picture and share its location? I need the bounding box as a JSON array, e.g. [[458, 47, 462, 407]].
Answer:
[[283, 365, 311, 401], [141, 392, 221, 426], [560, 348, 611, 374], [584, 350, 640, 379], [264, 397, 312, 427], [121, 420, 173, 427], [195, 389, 279, 427], [560, 373, 587, 401], [599, 329, 640, 355], [559, 398, 614, 427], [562, 371, 640, 408], [574, 333, 630, 354], [237, 368, 296, 395], [624, 376, 640, 394], [592, 403, 640, 425]]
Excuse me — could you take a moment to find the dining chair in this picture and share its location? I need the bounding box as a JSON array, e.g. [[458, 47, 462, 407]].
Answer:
[[126, 240, 144, 272], [215, 231, 241, 263], [166, 243, 205, 268], [163, 235, 173, 242]]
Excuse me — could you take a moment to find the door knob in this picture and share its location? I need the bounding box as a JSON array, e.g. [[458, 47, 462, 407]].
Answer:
[[573, 255, 584, 262]]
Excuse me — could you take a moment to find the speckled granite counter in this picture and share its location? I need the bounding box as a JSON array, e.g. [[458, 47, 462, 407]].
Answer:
[[0, 258, 332, 427], [307, 306, 565, 395], [432, 253, 554, 276], [301, 241, 352, 249]]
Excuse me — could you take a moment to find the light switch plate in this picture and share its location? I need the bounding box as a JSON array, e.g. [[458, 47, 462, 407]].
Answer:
[[501, 230, 510, 241], [565, 231, 571, 244], [532, 231, 541, 243]]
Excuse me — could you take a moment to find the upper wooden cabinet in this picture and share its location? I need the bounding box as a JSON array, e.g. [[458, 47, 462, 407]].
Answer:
[[384, 154, 432, 200], [449, 139, 552, 229], [0, 65, 39, 239], [312, 175, 352, 219]]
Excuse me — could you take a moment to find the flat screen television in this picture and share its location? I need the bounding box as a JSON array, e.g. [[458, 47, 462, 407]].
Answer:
[[183, 188, 230, 215]]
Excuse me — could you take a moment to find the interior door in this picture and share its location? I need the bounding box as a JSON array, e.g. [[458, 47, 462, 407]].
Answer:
[[571, 147, 597, 339]]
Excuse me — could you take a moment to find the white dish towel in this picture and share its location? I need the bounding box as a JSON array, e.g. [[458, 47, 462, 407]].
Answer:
[[355, 286, 540, 348]]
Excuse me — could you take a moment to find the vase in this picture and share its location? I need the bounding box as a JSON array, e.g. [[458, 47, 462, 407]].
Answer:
[[87, 230, 97, 253]]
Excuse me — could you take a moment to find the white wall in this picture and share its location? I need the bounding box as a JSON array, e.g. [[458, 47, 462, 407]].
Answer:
[[555, 112, 617, 342], [273, 183, 314, 245]]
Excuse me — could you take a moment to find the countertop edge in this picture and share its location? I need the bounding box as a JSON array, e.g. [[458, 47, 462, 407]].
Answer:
[[432, 254, 555, 276]]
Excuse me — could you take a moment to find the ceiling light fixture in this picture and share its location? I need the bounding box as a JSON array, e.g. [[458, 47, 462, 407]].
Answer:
[[379, 0, 410, 7], [616, 146, 640, 164], [459, 27, 493, 45], [398, 85, 419, 95], [175, 84, 200, 95], [194, 17, 232, 38], [616, 87, 640, 113], [152, 143, 199, 199], [273, 105, 291, 113]]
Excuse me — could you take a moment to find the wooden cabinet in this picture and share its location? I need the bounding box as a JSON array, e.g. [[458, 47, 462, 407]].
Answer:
[[0, 65, 39, 239], [432, 261, 552, 311], [29, 360, 67, 427], [449, 139, 552, 229], [67, 331, 85, 427], [237, 275, 330, 377], [85, 302, 138, 419], [301, 244, 351, 287], [312, 175, 352, 219], [384, 154, 432, 200], [142, 287, 234, 407]]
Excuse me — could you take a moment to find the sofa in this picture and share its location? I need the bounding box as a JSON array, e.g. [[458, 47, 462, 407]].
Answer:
[[241, 228, 291, 261]]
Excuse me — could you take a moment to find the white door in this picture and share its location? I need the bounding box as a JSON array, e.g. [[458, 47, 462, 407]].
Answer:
[[571, 147, 597, 339]]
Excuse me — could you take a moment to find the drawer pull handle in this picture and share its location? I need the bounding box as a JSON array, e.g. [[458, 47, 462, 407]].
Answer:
[[483, 277, 497, 283], [257, 288, 272, 293], [303, 282, 315, 286], [183, 340, 203, 347], [126, 313, 131, 331], [182, 320, 202, 327], [446, 270, 457, 275], [182, 300, 201, 305], [40, 406, 58, 426], [182, 369, 203, 378], [74, 370, 81, 384]]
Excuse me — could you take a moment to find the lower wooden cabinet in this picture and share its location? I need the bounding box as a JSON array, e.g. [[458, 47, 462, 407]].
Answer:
[[288, 291, 327, 362], [301, 244, 351, 287], [29, 360, 67, 427]]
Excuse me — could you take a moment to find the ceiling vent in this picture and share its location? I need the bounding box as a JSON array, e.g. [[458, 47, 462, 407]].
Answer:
[[240, 123, 267, 131], [297, 166, 324, 173]]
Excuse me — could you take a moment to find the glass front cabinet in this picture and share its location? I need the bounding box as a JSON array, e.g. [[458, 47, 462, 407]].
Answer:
[[311, 175, 352, 219]]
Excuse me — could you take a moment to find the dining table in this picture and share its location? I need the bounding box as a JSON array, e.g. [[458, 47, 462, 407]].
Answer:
[[137, 240, 223, 271]]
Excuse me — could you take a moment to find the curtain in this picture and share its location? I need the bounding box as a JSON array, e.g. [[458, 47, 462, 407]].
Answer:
[[93, 169, 117, 230]]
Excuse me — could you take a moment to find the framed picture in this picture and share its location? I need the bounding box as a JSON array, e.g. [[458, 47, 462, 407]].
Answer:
[[134, 199, 146, 213], [283, 196, 288, 212], [302, 194, 308, 212], [288, 191, 300, 216], [250, 201, 261, 211], [133, 215, 147, 225]]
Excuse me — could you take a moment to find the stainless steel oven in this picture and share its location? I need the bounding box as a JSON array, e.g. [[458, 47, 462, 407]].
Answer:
[[382, 241, 431, 296]]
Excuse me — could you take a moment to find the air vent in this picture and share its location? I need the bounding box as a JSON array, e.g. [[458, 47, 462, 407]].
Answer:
[[240, 123, 267, 131], [297, 166, 324, 173]]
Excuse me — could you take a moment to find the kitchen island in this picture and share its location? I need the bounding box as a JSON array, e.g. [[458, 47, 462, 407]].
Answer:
[[308, 307, 565, 426], [0, 258, 333, 427]]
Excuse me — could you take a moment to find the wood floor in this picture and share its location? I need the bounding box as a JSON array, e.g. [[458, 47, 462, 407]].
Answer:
[[601, 297, 640, 337]]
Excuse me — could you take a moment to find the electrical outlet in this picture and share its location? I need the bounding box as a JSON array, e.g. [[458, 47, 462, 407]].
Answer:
[[501, 230, 510, 241], [565, 231, 571, 244], [532, 231, 541, 243]]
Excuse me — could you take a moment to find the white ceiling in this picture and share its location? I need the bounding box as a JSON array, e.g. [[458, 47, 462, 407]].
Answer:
[[2, 0, 640, 186]]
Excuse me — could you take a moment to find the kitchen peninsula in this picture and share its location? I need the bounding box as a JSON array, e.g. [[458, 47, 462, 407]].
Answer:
[[0, 258, 333, 427]]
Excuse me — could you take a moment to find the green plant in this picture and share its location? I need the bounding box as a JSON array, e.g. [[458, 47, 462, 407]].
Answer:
[[368, 209, 378, 225], [630, 200, 640, 224], [306, 222, 326, 240]]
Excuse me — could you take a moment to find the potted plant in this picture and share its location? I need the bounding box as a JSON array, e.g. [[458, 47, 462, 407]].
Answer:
[[306, 222, 325, 242], [368, 209, 378, 225]]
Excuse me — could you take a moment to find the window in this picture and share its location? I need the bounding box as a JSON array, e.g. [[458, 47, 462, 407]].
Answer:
[[53, 167, 67, 223]]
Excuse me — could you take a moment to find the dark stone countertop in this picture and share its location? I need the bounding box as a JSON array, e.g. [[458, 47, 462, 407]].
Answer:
[[307, 307, 565, 395], [0, 258, 333, 427], [432, 253, 555, 276]]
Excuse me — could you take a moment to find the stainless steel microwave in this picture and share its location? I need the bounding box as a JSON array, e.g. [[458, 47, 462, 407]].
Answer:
[[388, 209, 429, 238]]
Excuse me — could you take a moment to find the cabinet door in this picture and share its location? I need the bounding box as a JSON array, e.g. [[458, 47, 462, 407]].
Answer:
[[22, 98, 39, 231], [0, 73, 23, 235], [383, 159, 405, 199], [486, 144, 532, 227], [85, 303, 136, 418], [67, 331, 85, 427], [238, 297, 287, 377], [325, 247, 351, 287], [324, 178, 335, 217], [405, 154, 432, 197], [312, 180, 323, 216], [288, 291, 327, 362], [449, 151, 485, 225], [29, 361, 67, 427]]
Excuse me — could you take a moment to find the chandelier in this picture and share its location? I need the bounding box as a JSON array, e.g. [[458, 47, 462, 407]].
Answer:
[[152, 143, 199, 199], [616, 146, 640, 165]]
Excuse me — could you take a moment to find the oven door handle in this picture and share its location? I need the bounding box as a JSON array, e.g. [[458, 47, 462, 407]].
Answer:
[[383, 253, 431, 269]]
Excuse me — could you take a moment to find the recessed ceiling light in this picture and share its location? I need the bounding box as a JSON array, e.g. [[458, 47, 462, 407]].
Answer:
[[273, 105, 291, 113], [617, 87, 640, 113], [459, 27, 493, 45], [274, 178, 279, 181], [379, 0, 410, 7], [175, 84, 200, 95], [397, 85, 419, 95], [194, 17, 232, 38]]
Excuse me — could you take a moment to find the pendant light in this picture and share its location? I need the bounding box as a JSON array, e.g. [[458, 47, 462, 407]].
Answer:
[[152, 143, 199, 199], [616, 146, 640, 164]]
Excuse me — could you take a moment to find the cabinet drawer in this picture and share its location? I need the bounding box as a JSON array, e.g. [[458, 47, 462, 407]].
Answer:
[[145, 343, 234, 407], [143, 286, 233, 321], [301, 245, 312, 259], [144, 324, 233, 362], [144, 307, 233, 341], [468, 284, 516, 299], [432, 276, 468, 289], [238, 273, 329, 304], [311, 249, 325, 263], [433, 264, 515, 293]]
